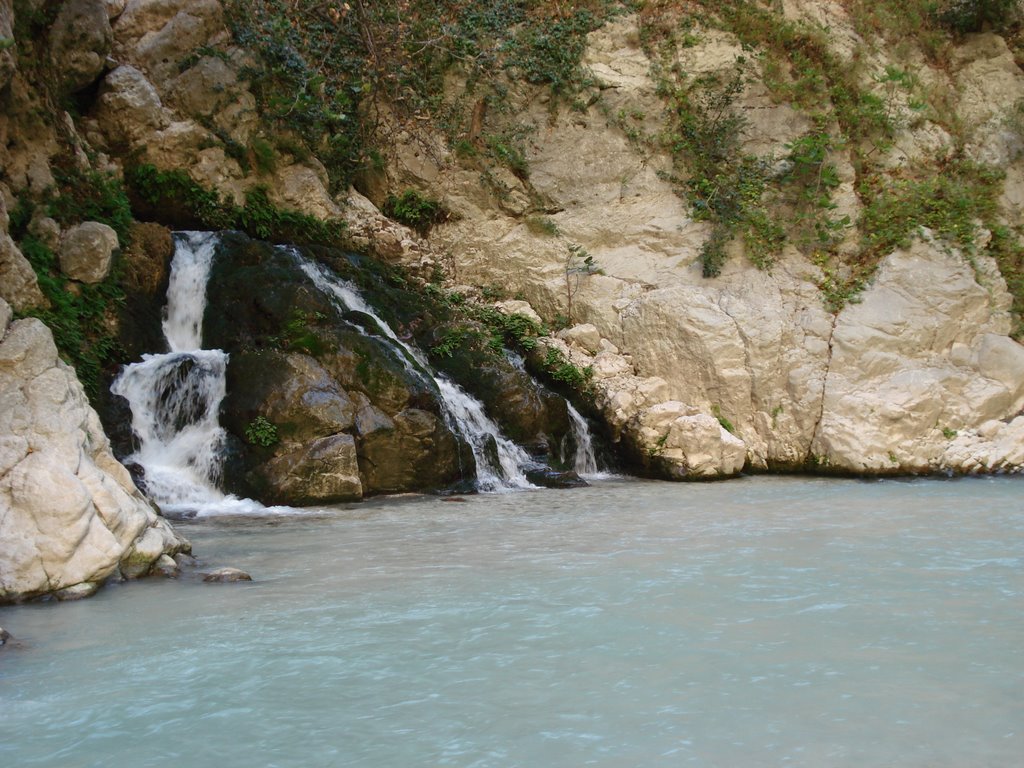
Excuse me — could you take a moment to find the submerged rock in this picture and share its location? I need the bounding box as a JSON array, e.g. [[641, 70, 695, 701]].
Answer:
[[202, 567, 252, 583], [0, 626, 9, 645], [524, 465, 588, 489]]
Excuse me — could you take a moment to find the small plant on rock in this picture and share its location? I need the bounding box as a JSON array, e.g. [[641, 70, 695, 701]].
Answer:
[[245, 416, 279, 447]]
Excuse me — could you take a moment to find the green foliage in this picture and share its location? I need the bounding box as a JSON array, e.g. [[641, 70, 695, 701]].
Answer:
[[245, 416, 279, 447], [126, 164, 344, 245], [934, 0, 1021, 32], [543, 346, 594, 391], [987, 225, 1024, 339], [525, 216, 560, 236], [383, 189, 447, 235], [17, 236, 124, 400], [431, 326, 474, 358], [941, 426, 958, 440], [474, 307, 547, 352], [858, 160, 1003, 262], [276, 309, 326, 356], [47, 166, 134, 247], [503, 7, 604, 97], [712, 405, 735, 434]]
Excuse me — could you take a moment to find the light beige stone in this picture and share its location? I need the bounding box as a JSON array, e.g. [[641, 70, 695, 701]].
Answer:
[[0, 234, 46, 311], [0, 317, 187, 603], [59, 222, 120, 283]]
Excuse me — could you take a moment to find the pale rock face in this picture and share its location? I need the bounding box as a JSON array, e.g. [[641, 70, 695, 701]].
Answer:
[[49, 0, 113, 94], [0, 233, 47, 311], [364, 12, 1024, 478], [952, 34, 1024, 165], [632, 402, 747, 479], [0, 306, 188, 602], [59, 221, 120, 283], [812, 237, 1024, 472], [95, 64, 172, 147]]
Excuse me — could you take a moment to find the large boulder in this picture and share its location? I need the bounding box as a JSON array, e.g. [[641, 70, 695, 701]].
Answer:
[[49, 0, 113, 94], [0, 302, 188, 603], [205, 234, 473, 500], [0, 233, 46, 311], [59, 221, 119, 283], [256, 433, 362, 505]]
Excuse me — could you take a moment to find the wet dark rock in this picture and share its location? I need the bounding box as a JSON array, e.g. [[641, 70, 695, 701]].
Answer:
[[525, 465, 588, 489], [0, 626, 10, 645]]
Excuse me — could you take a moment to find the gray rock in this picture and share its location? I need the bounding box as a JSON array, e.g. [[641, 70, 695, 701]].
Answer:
[[27, 214, 61, 251], [257, 433, 363, 505], [0, 234, 47, 311], [95, 65, 170, 148], [49, 0, 113, 94], [0, 626, 10, 645], [202, 567, 252, 583], [59, 221, 119, 283], [152, 554, 179, 578]]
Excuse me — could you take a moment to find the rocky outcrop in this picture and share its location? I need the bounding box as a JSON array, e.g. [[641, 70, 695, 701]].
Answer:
[[0, 195, 46, 311], [204, 234, 472, 501], [812, 235, 1024, 473], [59, 221, 120, 283], [49, 0, 114, 95], [367, 12, 1024, 478], [0, 299, 189, 603]]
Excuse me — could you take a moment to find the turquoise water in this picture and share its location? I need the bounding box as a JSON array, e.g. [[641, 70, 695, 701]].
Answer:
[[2, 476, 1023, 767]]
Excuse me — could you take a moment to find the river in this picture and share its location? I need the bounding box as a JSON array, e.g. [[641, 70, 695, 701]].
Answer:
[[1, 475, 1022, 766]]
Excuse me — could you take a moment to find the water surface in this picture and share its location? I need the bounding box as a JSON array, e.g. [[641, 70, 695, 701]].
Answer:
[[2, 476, 1022, 767]]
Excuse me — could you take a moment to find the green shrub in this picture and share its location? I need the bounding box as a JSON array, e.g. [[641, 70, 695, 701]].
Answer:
[[383, 189, 447, 235], [245, 416, 279, 447], [17, 236, 124, 400], [126, 164, 344, 245]]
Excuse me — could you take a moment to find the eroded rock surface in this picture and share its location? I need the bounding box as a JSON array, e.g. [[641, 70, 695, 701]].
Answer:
[[0, 299, 188, 603]]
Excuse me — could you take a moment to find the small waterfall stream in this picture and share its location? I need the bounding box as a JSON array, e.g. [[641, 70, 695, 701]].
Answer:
[[292, 251, 535, 491], [112, 233, 264, 515]]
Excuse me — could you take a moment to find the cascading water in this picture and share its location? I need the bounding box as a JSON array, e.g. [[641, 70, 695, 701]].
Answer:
[[292, 251, 535, 491], [507, 349, 604, 478], [565, 402, 601, 477], [112, 232, 263, 515]]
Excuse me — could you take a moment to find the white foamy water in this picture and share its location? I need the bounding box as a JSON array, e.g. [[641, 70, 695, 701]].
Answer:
[[293, 251, 533, 491], [2, 476, 1022, 767], [112, 232, 271, 516]]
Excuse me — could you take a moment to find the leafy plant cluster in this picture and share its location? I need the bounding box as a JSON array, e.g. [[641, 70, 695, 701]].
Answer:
[[383, 189, 448, 235], [245, 415, 279, 447], [543, 345, 594, 391], [16, 236, 125, 399], [126, 164, 345, 245], [656, 60, 783, 276], [219, 1, 626, 190]]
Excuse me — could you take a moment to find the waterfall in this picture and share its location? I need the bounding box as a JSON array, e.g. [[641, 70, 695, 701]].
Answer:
[[112, 232, 265, 515], [507, 350, 603, 478], [565, 402, 602, 478], [292, 251, 534, 492]]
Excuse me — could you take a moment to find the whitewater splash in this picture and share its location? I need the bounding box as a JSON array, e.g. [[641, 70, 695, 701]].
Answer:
[[111, 232, 270, 516], [292, 251, 536, 492]]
